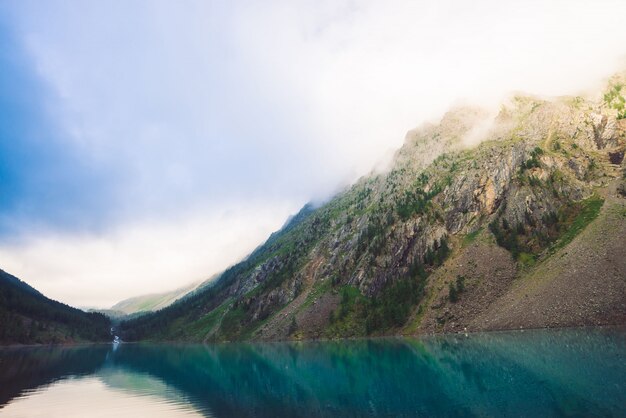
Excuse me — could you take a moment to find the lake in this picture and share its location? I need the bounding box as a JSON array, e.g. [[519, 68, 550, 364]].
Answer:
[[0, 328, 624, 417]]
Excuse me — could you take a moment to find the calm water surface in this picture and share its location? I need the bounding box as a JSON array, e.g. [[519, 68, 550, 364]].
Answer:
[[0, 328, 624, 417]]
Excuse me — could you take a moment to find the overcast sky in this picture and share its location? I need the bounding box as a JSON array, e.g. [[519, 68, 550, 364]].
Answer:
[[1, 0, 625, 308]]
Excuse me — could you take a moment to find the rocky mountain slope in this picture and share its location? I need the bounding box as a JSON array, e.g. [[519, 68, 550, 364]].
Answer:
[[0, 269, 111, 344], [121, 76, 626, 342]]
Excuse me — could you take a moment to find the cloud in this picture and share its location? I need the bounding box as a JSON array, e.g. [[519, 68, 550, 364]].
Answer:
[[0, 202, 294, 307], [231, 0, 626, 174], [1, 0, 625, 306], [7, 0, 626, 217]]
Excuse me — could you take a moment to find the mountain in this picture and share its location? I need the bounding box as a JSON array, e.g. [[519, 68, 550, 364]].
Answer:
[[0, 269, 111, 344], [106, 272, 222, 317], [110, 280, 205, 315], [120, 75, 626, 342]]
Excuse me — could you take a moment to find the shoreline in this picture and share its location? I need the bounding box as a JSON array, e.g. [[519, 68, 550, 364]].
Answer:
[[5, 323, 625, 348], [0, 324, 626, 350]]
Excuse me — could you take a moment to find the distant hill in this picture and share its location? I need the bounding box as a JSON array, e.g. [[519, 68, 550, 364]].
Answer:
[[86, 308, 132, 321], [110, 275, 218, 315], [0, 269, 111, 344]]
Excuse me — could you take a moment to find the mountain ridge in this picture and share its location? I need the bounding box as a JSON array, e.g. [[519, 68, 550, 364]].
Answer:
[[111, 75, 625, 341], [109, 280, 204, 315], [0, 269, 111, 344]]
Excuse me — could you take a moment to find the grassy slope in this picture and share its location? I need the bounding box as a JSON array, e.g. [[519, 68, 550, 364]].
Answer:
[[111, 280, 203, 315]]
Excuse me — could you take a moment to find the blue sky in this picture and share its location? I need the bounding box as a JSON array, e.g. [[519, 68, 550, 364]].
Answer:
[[0, 11, 112, 235], [0, 1, 325, 232], [1, 0, 625, 307]]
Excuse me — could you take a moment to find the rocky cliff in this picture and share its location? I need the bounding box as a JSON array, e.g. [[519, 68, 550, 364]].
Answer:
[[121, 76, 626, 342]]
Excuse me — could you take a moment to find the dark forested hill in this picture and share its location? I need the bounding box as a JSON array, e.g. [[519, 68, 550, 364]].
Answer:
[[0, 269, 110, 344], [122, 76, 626, 342]]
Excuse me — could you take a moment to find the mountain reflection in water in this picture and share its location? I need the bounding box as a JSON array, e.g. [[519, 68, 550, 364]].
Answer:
[[0, 328, 624, 417]]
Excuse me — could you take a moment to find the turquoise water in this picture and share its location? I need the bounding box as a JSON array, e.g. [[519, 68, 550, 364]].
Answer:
[[0, 328, 624, 417]]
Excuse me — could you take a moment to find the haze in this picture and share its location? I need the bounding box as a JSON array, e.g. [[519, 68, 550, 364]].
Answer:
[[1, 0, 625, 307]]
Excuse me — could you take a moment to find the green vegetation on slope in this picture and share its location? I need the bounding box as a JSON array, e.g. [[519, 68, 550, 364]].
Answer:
[[396, 180, 441, 220], [448, 275, 465, 303], [0, 269, 110, 344], [604, 79, 626, 119], [110, 279, 205, 315], [489, 195, 604, 261], [325, 239, 449, 338], [549, 195, 604, 252]]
